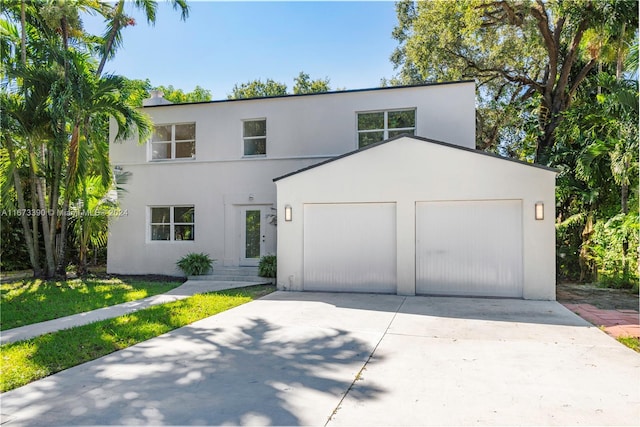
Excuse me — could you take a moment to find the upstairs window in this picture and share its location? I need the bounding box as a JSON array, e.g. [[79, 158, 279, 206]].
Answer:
[[243, 119, 266, 156], [357, 109, 416, 148], [150, 206, 195, 241], [150, 123, 196, 160]]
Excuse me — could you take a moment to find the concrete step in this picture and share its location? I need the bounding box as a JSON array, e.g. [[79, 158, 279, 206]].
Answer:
[[212, 267, 260, 276], [189, 275, 269, 283], [188, 266, 271, 283]]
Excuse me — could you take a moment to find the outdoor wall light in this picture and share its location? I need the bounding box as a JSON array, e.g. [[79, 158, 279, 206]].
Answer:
[[284, 205, 292, 222], [535, 202, 544, 220]]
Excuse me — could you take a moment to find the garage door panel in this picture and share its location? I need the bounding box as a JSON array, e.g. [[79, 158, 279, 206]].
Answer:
[[304, 203, 396, 293], [416, 200, 523, 297]]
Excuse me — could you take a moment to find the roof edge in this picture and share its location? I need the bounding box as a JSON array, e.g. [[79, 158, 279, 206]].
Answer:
[[142, 80, 476, 108], [273, 135, 558, 182]]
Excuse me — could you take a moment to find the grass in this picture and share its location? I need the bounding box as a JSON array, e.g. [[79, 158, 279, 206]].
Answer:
[[617, 336, 640, 352], [0, 284, 275, 392], [0, 278, 182, 330]]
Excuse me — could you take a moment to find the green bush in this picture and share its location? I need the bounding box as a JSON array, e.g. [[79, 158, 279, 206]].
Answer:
[[258, 255, 277, 278], [1, 215, 32, 271], [588, 213, 639, 289], [176, 252, 214, 276]]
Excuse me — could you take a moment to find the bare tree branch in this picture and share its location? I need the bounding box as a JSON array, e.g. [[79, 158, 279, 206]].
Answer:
[[556, 3, 593, 105], [568, 58, 597, 105], [530, 2, 557, 94]]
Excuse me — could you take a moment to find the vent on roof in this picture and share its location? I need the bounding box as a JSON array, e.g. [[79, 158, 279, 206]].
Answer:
[[143, 90, 173, 106]]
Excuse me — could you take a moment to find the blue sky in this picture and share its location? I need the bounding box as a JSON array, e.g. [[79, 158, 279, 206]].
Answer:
[[82, 1, 400, 100]]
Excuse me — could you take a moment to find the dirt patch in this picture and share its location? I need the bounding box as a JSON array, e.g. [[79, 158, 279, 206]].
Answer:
[[557, 282, 639, 311]]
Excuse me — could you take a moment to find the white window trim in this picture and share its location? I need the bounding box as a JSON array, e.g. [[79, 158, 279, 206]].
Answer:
[[147, 205, 195, 242], [242, 118, 267, 158], [148, 123, 196, 162], [356, 108, 416, 148]]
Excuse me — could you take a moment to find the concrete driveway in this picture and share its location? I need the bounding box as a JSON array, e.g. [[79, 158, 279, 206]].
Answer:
[[2, 291, 639, 426]]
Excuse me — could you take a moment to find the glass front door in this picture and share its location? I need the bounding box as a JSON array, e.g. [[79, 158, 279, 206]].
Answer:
[[240, 207, 266, 266]]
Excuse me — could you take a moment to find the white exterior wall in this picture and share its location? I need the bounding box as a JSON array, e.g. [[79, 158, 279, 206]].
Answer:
[[108, 82, 475, 275], [107, 159, 320, 276], [110, 81, 475, 165], [275, 137, 556, 300]]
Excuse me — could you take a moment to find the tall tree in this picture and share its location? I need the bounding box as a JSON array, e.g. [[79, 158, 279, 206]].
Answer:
[[1, 1, 177, 278], [391, 0, 638, 163], [555, 72, 638, 283], [71, 175, 116, 275], [96, 0, 189, 76], [228, 78, 288, 99], [293, 71, 331, 94], [154, 84, 212, 103]]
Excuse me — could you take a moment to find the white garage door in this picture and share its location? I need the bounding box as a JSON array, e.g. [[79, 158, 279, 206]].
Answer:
[[416, 200, 523, 297], [304, 203, 396, 293]]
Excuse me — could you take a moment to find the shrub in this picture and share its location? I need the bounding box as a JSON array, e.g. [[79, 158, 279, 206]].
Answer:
[[258, 255, 277, 278], [588, 213, 639, 289], [176, 252, 214, 276]]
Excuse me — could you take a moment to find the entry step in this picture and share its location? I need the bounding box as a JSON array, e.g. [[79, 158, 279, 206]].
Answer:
[[188, 266, 270, 283]]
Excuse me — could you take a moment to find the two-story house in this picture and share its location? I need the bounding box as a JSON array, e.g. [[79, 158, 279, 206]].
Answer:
[[108, 81, 556, 299]]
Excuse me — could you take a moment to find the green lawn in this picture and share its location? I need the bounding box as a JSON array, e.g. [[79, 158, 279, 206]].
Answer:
[[1, 278, 182, 330], [618, 336, 640, 352], [1, 285, 275, 392]]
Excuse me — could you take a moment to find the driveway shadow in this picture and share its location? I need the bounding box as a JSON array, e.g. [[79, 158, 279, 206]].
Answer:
[[264, 291, 592, 327], [2, 316, 384, 426]]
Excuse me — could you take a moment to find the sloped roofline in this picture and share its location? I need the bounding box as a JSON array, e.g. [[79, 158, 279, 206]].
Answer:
[[142, 80, 476, 108], [273, 135, 558, 182]]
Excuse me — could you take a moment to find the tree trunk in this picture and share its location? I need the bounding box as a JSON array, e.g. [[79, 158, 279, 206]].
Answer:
[[16, 0, 43, 277], [20, 0, 26, 64], [5, 138, 41, 276], [96, 0, 125, 77], [535, 108, 562, 165], [78, 230, 88, 276], [616, 23, 629, 282], [55, 195, 70, 277], [96, 20, 120, 77], [48, 141, 63, 263], [621, 181, 629, 280], [28, 171, 40, 273], [579, 213, 595, 282], [55, 125, 81, 276], [35, 178, 56, 276], [616, 23, 626, 81]]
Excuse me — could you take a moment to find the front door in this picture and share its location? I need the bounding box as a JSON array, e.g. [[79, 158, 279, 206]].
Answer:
[[240, 206, 267, 266]]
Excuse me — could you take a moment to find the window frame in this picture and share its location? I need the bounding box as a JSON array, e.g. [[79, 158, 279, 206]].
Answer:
[[148, 122, 196, 161], [148, 205, 195, 242], [356, 108, 416, 148], [242, 118, 267, 158]]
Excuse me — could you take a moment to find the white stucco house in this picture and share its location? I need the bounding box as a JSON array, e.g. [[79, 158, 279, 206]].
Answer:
[[108, 80, 556, 299]]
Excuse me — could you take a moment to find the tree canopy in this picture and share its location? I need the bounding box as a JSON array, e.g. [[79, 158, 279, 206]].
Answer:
[[228, 78, 288, 99], [228, 72, 332, 99], [390, 0, 639, 287], [0, 0, 188, 277], [155, 84, 212, 103], [293, 71, 331, 94], [392, 0, 638, 163]]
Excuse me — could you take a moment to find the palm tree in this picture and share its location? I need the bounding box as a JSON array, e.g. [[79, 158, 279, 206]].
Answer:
[[71, 175, 116, 275], [96, 0, 189, 76], [575, 74, 638, 280], [53, 51, 152, 275], [1, 1, 184, 277], [1, 62, 63, 276]]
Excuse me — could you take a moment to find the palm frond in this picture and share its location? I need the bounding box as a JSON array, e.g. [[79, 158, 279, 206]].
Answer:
[[556, 212, 586, 231]]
